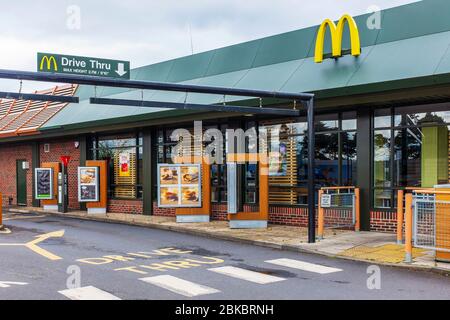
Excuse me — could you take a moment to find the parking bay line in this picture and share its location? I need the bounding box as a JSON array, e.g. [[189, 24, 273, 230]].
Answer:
[[265, 258, 343, 274], [140, 275, 220, 297], [209, 266, 285, 284], [58, 286, 121, 300]]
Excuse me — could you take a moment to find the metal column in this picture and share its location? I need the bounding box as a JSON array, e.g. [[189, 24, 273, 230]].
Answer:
[[307, 99, 316, 243]]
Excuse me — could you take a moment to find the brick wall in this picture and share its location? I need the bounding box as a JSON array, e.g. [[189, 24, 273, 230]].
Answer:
[[39, 138, 81, 210], [0, 143, 33, 206], [370, 210, 397, 233], [108, 199, 143, 214], [152, 202, 176, 217]]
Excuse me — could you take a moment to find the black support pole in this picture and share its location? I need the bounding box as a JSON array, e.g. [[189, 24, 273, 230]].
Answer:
[[307, 98, 316, 243]]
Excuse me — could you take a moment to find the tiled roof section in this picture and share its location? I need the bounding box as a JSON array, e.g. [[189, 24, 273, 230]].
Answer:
[[0, 85, 77, 137]]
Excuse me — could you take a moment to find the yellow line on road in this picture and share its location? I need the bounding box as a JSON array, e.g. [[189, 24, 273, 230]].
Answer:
[[0, 230, 65, 261]]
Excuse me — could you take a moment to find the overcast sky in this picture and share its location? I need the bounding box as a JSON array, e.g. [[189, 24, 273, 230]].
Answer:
[[0, 0, 419, 92]]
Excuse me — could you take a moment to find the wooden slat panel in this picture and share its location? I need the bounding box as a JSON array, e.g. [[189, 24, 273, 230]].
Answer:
[[260, 121, 298, 205]]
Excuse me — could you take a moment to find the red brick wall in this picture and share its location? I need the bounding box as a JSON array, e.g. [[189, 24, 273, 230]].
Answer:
[[151, 203, 399, 233], [370, 210, 397, 233], [108, 199, 143, 214], [39, 138, 81, 210], [153, 202, 176, 217], [0, 143, 33, 206]]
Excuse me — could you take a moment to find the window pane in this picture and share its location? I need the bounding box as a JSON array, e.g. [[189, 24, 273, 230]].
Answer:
[[395, 104, 450, 126], [374, 108, 391, 128], [342, 111, 357, 131], [394, 129, 422, 187], [374, 130, 391, 188], [374, 189, 392, 209], [342, 132, 357, 186], [315, 133, 339, 187], [315, 114, 339, 131], [295, 135, 308, 186], [394, 126, 449, 188]]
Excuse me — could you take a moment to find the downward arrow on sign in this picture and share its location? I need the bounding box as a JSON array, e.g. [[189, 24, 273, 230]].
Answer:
[[116, 63, 127, 76]]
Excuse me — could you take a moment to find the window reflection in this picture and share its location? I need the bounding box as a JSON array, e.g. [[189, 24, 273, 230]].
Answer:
[[373, 104, 450, 209]]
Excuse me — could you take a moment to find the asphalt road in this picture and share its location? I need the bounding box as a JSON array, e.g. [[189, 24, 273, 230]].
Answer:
[[0, 212, 449, 300]]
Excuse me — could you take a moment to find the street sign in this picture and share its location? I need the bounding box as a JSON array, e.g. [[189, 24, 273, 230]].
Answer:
[[37, 52, 130, 79]]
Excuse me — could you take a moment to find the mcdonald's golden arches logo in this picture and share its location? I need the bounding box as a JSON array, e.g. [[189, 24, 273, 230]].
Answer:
[[314, 14, 361, 63], [39, 55, 58, 72]]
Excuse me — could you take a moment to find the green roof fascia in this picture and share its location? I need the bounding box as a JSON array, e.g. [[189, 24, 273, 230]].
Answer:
[[41, 108, 202, 131]]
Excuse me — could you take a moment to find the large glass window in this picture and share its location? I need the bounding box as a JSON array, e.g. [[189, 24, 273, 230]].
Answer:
[[372, 104, 450, 209], [155, 124, 229, 204], [260, 111, 357, 206], [90, 132, 143, 199]]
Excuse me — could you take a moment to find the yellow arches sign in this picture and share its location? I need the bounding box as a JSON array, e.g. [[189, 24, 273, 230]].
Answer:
[[314, 14, 361, 63], [39, 55, 58, 72]]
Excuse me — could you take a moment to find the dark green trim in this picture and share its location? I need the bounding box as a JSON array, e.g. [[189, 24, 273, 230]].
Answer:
[[31, 142, 40, 207], [142, 128, 153, 215], [356, 108, 371, 231]]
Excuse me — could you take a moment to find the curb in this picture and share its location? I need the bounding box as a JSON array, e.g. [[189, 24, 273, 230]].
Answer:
[[5, 208, 450, 276]]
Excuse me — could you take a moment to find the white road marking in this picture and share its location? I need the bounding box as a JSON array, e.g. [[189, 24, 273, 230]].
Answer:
[[58, 286, 121, 300], [209, 266, 285, 284], [265, 258, 342, 274], [140, 275, 220, 297], [0, 281, 28, 288]]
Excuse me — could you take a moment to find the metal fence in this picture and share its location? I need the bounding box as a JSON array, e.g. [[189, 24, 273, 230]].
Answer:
[[318, 187, 360, 239], [413, 193, 450, 253]]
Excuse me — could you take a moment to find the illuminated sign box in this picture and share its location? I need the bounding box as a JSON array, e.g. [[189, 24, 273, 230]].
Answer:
[[35, 168, 54, 200], [158, 164, 202, 208], [78, 167, 100, 202]]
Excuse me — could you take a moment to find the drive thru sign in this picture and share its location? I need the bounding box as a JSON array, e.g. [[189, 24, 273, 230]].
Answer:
[[37, 52, 130, 79]]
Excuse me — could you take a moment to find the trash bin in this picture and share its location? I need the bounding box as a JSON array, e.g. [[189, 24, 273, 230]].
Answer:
[[434, 185, 450, 262]]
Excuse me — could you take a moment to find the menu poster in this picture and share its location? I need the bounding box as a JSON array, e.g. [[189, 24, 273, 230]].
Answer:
[[35, 168, 53, 200], [119, 153, 131, 177], [78, 167, 99, 202], [269, 142, 288, 177], [158, 164, 202, 208]]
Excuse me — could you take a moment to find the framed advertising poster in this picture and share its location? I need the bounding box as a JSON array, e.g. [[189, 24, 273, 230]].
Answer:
[[119, 152, 131, 177], [158, 164, 202, 208], [78, 167, 100, 202], [35, 168, 54, 200], [269, 142, 288, 177]]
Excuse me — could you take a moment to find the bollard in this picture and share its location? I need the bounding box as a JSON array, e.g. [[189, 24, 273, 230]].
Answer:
[[404, 193, 413, 263], [318, 190, 324, 240], [354, 188, 360, 232], [397, 190, 404, 245]]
